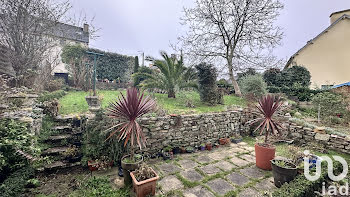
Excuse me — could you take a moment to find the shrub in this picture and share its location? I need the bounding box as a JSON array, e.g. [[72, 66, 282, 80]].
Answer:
[[82, 110, 126, 165], [237, 68, 257, 82], [0, 119, 36, 179], [281, 66, 311, 87], [69, 176, 129, 197], [239, 74, 267, 99], [133, 66, 153, 87], [267, 86, 322, 102], [263, 68, 282, 86], [38, 90, 66, 103], [45, 78, 65, 92], [196, 63, 220, 105], [0, 167, 34, 197], [312, 92, 346, 123]]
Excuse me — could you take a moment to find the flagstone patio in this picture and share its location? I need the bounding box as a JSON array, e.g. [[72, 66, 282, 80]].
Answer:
[[148, 142, 278, 197]]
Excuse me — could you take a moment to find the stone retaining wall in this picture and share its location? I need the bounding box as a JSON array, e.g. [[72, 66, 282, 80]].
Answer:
[[288, 123, 350, 154], [138, 110, 250, 154]]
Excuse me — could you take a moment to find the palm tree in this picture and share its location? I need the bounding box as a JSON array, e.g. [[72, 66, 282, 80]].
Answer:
[[133, 51, 197, 98]]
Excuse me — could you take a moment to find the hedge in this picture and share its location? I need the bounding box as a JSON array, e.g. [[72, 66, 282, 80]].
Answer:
[[267, 86, 322, 101], [38, 90, 66, 103], [272, 161, 343, 197]]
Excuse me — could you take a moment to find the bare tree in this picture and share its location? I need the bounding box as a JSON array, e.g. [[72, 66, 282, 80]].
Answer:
[[178, 0, 283, 96], [0, 0, 70, 88]]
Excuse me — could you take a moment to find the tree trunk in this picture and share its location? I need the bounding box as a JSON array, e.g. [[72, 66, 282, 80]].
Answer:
[[168, 89, 176, 98], [227, 60, 242, 97]]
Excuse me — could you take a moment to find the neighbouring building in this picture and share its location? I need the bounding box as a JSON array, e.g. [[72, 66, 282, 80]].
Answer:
[[51, 23, 90, 75], [285, 9, 350, 89]]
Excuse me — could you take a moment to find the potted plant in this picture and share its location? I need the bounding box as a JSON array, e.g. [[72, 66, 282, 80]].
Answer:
[[186, 146, 194, 153], [249, 95, 284, 170], [230, 134, 243, 144], [219, 138, 227, 145], [172, 146, 181, 154], [180, 147, 186, 153], [88, 156, 114, 171], [130, 163, 159, 197], [199, 144, 205, 151], [205, 142, 212, 151], [106, 88, 156, 185], [162, 146, 173, 160], [271, 159, 297, 188]]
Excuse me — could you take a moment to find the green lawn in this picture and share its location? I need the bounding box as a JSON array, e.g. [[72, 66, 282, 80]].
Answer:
[[58, 90, 246, 115]]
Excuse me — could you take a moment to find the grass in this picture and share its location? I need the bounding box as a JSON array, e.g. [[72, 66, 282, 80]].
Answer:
[[58, 90, 246, 115]]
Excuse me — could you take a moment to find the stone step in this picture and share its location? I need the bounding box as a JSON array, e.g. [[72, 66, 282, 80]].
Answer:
[[46, 134, 73, 142], [52, 125, 73, 133], [38, 161, 82, 172], [41, 146, 70, 156]]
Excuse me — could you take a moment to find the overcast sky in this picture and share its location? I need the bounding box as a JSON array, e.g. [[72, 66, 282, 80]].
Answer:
[[69, 0, 350, 66]]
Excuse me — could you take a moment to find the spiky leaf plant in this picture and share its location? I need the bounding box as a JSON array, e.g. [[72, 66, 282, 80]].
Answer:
[[250, 95, 283, 144], [106, 88, 156, 160]]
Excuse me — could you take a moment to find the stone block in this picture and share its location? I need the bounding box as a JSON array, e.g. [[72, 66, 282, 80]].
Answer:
[[315, 133, 330, 141]]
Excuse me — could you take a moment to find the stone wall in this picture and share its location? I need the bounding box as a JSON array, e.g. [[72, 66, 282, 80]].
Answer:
[[137, 110, 250, 154], [288, 123, 350, 154]]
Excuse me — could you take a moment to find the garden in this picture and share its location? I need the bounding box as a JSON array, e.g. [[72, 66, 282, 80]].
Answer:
[[1, 1, 350, 196], [1, 46, 350, 197]]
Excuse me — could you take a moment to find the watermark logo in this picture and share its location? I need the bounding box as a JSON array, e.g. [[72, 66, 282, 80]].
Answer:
[[304, 150, 348, 182], [303, 150, 349, 196]]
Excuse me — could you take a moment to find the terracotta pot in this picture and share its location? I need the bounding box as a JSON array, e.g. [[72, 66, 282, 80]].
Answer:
[[180, 147, 186, 153], [255, 143, 275, 170], [225, 138, 231, 144], [130, 168, 159, 197], [219, 138, 226, 145], [88, 160, 98, 171], [206, 144, 212, 151], [121, 155, 143, 185]]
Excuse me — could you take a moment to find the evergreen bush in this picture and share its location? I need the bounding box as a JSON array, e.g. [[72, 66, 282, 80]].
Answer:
[[239, 74, 267, 99], [195, 63, 220, 105]]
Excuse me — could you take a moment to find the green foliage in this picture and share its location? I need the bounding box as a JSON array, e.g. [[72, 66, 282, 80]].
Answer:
[[45, 78, 65, 92], [134, 56, 139, 73], [88, 48, 134, 82], [268, 86, 322, 102], [237, 68, 257, 81], [239, 74, 267, 99], [133, 66, 153, 87], [82, 110, 125, 165], [0, 119, 37, 175], [281, 66, 311, 87], [39, 90, 66, 103], [69, 176, 129, 197], [0, 167, 34, 197], [133, 51, 197, 98], [196, 63, 221, 105], [312, 92, 346, 123], [263, 68, 282, 86], [272, 161, 342, 197]]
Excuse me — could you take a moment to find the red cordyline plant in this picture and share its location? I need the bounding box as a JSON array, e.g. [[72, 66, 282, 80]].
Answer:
[[250, 94, 284, 144], [106, 88, 156, 160]]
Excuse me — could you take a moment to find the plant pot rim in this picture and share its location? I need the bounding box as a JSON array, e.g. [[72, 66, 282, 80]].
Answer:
[[130, 168, 159, 186], [271, 159, 297, 169], [255, 143, 275, 149], [121, 154, 143, 165]]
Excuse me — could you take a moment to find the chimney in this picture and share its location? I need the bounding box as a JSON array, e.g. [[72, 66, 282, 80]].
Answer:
[[83, 23, 89, 33], [330, 9, 350, 24]]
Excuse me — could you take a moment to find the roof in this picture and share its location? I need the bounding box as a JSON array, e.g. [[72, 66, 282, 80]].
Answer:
[[330, 9, 350, 17], [285, 14, 350, 68], [52, 22, 89, 43], [333, 82, 350, 89]]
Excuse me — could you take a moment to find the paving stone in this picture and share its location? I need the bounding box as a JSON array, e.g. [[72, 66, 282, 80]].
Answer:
[[255, 177, 276, 191], [208, 152, 227, 160], [238, 188, 262, 197], [179, 159, 198, 169], [158, 163, 181, 175], [196, 155, 214, 164], [230, 156, 250, 167], [183, 185, 215, 197], [180, 169, 203, 182], [199, 164, 221, 175], [237, 142, 248, 146], [240, 166, 266, 179], [206, 178, 235, 195], [226, 172, 250, 186], [214, 160, 235, 171], [230, 147, 247, 154], [240, 154, 256, 163], [158, 175, 184, 193], [243, 146, 255, 152]]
